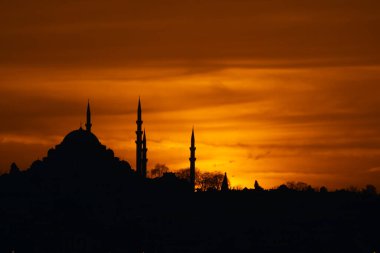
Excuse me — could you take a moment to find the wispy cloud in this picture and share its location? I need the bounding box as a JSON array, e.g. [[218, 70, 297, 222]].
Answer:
[[0, 0, 379, 68], [368, 167, 380, 173]]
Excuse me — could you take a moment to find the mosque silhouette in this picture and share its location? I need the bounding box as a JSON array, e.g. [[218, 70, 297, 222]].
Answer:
[[41, 98, 202, 192], [0, 99, 379, 253]]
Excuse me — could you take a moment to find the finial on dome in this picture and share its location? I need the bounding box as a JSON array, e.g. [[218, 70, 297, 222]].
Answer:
[[86, 100, 92, 132]]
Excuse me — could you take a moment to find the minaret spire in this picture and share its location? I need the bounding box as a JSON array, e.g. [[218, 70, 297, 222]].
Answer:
[[86, 100, 92, 132], [136, 97, 143, 176], [142, 129, 148, 178], [138, 96, 142, 122], [189, 127, 196, 192]]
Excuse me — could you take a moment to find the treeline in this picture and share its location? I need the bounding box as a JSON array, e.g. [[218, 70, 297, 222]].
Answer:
[[149, 163, 227, 191], [149, 163, 378, 195], [274, 181, 378, 195]]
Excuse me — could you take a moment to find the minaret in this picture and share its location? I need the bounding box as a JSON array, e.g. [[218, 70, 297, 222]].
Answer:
[[135, 98, 143, 176], [142, 129, 148, 178], [86, 100, 92, 132], [189, 127, 196, 191], [221, 172, 229, 192]]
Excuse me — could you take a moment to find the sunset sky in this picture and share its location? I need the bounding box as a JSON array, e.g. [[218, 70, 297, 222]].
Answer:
[[1, 0, 380, 189]]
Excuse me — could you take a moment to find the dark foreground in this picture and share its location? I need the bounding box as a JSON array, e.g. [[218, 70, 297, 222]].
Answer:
[[1, 189, 379, 253]]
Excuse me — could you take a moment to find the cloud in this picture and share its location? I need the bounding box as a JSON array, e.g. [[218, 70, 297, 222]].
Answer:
[[0, 0, 379, 69], [368, 167, 380, 173], [254, 151, 271, 160]]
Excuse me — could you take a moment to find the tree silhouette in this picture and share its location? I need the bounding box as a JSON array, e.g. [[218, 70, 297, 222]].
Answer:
[[346, 185, 359, 193], [174, 167, 193, 181], [174, 168, 227, 191], [286, 181, 314, 192], [150, 163, 169, 178], [363, 184, 377, 195], [320, 186, 328, 193], [198, 171, 225, 191]]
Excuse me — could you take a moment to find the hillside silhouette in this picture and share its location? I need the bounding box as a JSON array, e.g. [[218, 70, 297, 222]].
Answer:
[[0, 100, 379, 253]]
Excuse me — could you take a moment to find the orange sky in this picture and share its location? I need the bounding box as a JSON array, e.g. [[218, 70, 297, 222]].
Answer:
[[1, 0, 380, 189]]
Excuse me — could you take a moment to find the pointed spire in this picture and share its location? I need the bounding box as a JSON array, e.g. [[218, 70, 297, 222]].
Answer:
[[221, 172, 229, 192], [136, 97, 143, 176], [86, 100, 92, 132], [191, 126, 195, 145], [189, 127, 196, 192], [137, 96, 142, 122]]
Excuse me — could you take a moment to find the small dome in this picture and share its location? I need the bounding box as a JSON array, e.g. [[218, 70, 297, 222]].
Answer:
[[61, 127, 101, 147]]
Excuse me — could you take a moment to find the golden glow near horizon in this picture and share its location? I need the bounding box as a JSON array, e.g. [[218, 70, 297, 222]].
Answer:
[[1, 66, 380, 189], [1, 0, 380, 189]]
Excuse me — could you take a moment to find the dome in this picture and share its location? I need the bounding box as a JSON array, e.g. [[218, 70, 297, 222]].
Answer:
[[61, 127, 101, 147]]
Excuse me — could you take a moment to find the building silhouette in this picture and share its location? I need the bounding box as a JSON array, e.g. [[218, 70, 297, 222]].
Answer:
[[135, 98, 144, 177], [142, 129, 148, 178], [189, 128, 196, 191]]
